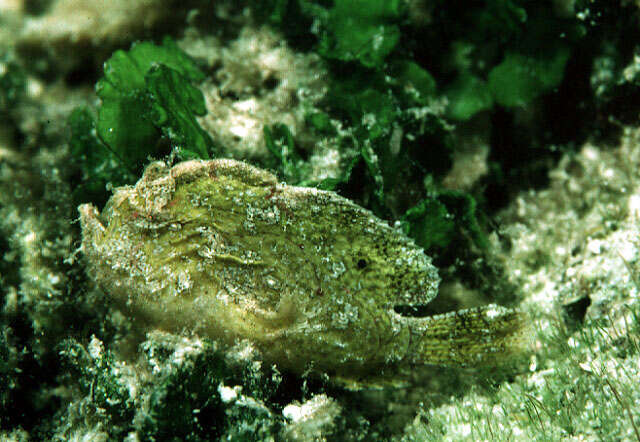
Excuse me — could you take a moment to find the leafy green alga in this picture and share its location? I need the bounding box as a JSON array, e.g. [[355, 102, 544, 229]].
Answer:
[[388, 60, 437, 105], [69, 107, 136, 208], [315, 0, 404, 68], [71, 37, 216, 205], [488, 47, 570, 108], [446, 48, 570, 120], [445, 73, 494, 121], [264, 122, 360, 192], [402, 198, 456, 252], [95, 36, 214, 165], [305, 111, 336, 136], [402, 191, 488, 254], [260, 0, 405, 68], [264, 123, 309, 185], [320, 64, 451, 216], [145, 64, 215, 160]]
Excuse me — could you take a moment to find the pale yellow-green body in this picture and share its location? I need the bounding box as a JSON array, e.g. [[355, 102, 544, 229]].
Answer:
[[79, 159, 525, 381]]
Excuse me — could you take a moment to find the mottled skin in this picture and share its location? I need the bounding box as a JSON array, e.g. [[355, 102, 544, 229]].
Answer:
[[79, 160, 525, 382]]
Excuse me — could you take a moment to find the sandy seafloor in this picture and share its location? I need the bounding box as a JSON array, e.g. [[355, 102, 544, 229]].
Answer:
[[1, 1, 640, 441]]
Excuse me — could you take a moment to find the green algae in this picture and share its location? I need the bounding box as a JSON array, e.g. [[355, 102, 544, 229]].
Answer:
[[70, 37, 217, 206]]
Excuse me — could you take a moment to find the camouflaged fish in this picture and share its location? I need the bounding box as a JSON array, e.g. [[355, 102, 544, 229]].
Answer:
[[79, 159, 526, 384]]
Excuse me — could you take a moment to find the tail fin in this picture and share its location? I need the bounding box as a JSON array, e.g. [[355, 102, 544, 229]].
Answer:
[[406, 304, 529, 366]]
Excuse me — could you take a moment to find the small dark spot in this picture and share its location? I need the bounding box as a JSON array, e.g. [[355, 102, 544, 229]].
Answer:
[[64, 60, 99, 86], [394, 305, 429, 317], [357, 259, 367, 269], [288, 90, 300, 106], [25, 0, 51, 15], [221, 90, 240, 101], [562, 295, 591, 328], [263, 75, 280, 90]]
